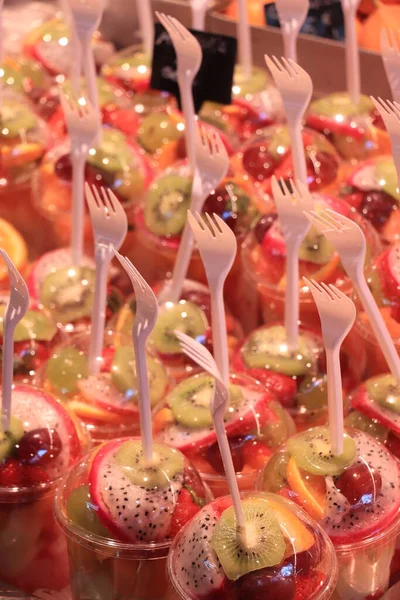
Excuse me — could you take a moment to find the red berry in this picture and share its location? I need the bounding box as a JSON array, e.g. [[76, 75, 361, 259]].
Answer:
[[203, 185, 239, 233], [0, 458, 23, 487], [391, 304, 400, 325], [241, 144, 276, 182], [206, 436, 246, 474], [21, 464, 50, 486], [54, 153, 73, 181], [253, 214, 278, 244], [334, 462, 382, 508], [294, 571, 325, 600], [16, 428, 62, 466], [233, 565, 296, 600], [169, 488, 200, 538], [360, 191, 397, 230], [306, 150, 338, 190]]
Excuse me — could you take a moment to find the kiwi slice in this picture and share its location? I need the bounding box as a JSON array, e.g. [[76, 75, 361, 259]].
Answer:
[[46, 347, 88, 396], [39, 266, 95, 324], [67, 485, 110, 536], [137, 113, 182, 154], [375, 158, 400, 201], [297, 375, 327, 410], [199, 102, 230, 133], [261, 452, 290, 492], [260, 401, 295, 448], [233, 65, 268, 96], [0, 306, 57, 343], [345, 411, 389, 444], [366, 374, 400, 414], [267, 127, 291, 159], [144, 173, 192, 237], [366, 269, 384, 306], [241, 325, 314, 376], [0, 416, 24, 461], [87, 128, 133, 174], [287, 426, 357, 476], [310, 93, 374, 118], [111, 346, 169, 407], [150, 300, 208, 355], [115, 440, 184, 488], [299, 227, 334, 265], [0, 102, 38, 138], [211, 496, 286, 580]]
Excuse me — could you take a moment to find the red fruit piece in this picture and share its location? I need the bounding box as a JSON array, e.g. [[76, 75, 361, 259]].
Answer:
[[334, 462, 382, 508], [206, 436, 246, 474], [101, 347, 115, 372], [242, 438, 272, 470], [0, 458, 23, 487], [360, 191, 397, 231], [386, 432, 400, 460], [21, 464, 50, 486], [102, 107, 139, 137], [241, 144, 276, 182], [374, 246, 400, 301], [233, 565, 296, 600], [294, 571, 325, 600], [16, 428, 63, 466], [169, 488, 200, 538]]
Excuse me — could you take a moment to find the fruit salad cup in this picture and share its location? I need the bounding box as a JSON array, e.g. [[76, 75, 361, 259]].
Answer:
[[33, 126, 153, 258], [0, 218, 28, 292], [0, 55, 50, 104], [134, 161, 259, 286], [54, 437, 210, 600], [239, 193, 381, 329], [135, 106, 185, 170], [305, 92, 391, 161], [153, 371, 296, 498], [338, 155, 400, 244], [231, 124, 342, 197], [0, 96, 51, 257], [0, 384, 90, 595], [168, 491, 338, 600], [233, 323, 365, 432], [41, 328, 172, 445], [258, 426, 400, 599]]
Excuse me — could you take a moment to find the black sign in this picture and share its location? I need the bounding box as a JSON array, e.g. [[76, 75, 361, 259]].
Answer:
[[150, 23, 237, 112]]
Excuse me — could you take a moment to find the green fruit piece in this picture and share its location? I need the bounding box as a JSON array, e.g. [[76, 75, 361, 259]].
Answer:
[[297, 375, 327, 410], [87, 128, 133, 174], [111, 51, 150, 73], [241, 325, 314, 376], [150, 300, 208, 355], [46, 346, 88, 396], [0, 416, 24, 461], [267, 127, 291, 160], [0, 306, 57, 342], [39, 266, 95, 325], [0, 64, 25, 94], [113, 168, 144, 203], [366, 374, 400, 414], [144, 173, 192, 236], [375, 158, 400, 202], [199, 102, 230, 133], [233, 66, 268, 96], [111, 346, 169, 407], [261, 452, 290, 492], [261, 401, 295, 448], [137, 113, 182, 154], [345, 410, 389, 444], [310, 92, 374, 118], [366, 268, 384, 306], [67, 485, 110, 536], [212, 496, 286, 581], [0, 101, 37, 138], [287, 426, 357, 476], [115, 440, 184, 488], [299, 226, 334, 265], [96, 78, 117, 106]]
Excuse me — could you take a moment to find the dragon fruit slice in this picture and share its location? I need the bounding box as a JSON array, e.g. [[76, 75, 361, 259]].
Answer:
[[323, 476, 351, 526], [376, 244, 400, 301], [77, 374, 139, 417], [351, 378, 400, 436]]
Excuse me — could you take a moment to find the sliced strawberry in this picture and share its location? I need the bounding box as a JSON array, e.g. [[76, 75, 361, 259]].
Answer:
[[102, 107, 139, 137], [169, 488, 201, 538], [242, 439, 272, 470], [294, 571, 326, 600], [0, 458, 22, 487], [21, 464, 50, 486], [306, 112, 365, 141], [100, 347, 115, 373]]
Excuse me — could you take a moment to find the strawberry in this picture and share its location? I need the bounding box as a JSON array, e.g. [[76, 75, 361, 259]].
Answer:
[[101, 347, 116, 373], [305, 112, 365, 140], [0, 458, 23, 487], [102, 107, 139, 137], [242, 439, 272, 470], [21, 465, 50, 486], [294, 571, 325, 600], [169, 488, 200, 537], [391, 304, 400, 325]]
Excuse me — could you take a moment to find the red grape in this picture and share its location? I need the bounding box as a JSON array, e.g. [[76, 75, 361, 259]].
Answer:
[[253, 214, 278, 244], [55, 153, 73, 181], [334, 462, 382, 508], [206, 436, 246, 473], [202, 185, 239, 233], [360, 191, 397, 230], [242, 144, 276, 182], [307, 151, 338, 190], [16, 428, 63, 466], [233, 565, 296, 600]]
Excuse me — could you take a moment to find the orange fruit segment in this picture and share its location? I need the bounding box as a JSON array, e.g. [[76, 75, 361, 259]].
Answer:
[[68, 399, 125, 424], [0, 218, 27, 283], [286, 456, 326, 521], [152, 407, 174, 435], [1, 143, 43, 168], [266, 495, 315, 556]]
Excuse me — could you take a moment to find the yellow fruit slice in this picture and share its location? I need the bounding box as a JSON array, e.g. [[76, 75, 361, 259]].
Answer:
[[1, 143, 43, 168], [266, 495, 315, 556], [68, 399, 124, 424], [0, 219, 27, 283], [286, 456, 326, 521]]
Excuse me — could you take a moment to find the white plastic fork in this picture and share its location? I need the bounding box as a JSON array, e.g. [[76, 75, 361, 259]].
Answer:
[[114, 251, 158, 462], [265, 56, 312, 185], [305, 279, 356, 455], [136, 0, 154, 57], [176, 330, 246, 535], [275, 0, 309, 62], [191, 0, 209, 31], [0, 249, 29, 431], [340, 0, 361, 105], [61, 88, 100, 265], [305, 208, 400, 382], [187, 212, 236, 385], [271, 176, 313, 350], [156, 13, 202, 171], [86, 184, 127, 376], [158, 125, 229, 304], [380, 29, 400, 104], [371, 97, 400, 187]]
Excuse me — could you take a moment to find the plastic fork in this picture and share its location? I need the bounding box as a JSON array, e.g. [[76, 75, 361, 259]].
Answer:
[[305, 208, 400, 382], [340, 0, 361, 105], [86, 183, 127, 375], [156, 13, 202, 171], [275, 0, 309, 62], [380, 29, 400, 104], [158, 125, 229, 304], [114, 252, 158, 461], [371, 97, 400, 185], [187, 212, 236, 385], [265, 56, 312, 185], [176, 330, 246, 534], [61, 88, 99, 265], [136, 0, 153, 57], [271, 176, 313, 350], [0, 249, 29, 430], [190, 0, 209, 31], [305, 278, 356, 455]]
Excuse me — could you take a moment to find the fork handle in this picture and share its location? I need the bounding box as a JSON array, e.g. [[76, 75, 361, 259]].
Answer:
[[179, 78, 197, 172], [1, 322, 15, 431], [282, 25, 297, 62], [70, 24, 82, 94], [88, 249, 112, 376], [209, 281, 230, 386], [326, 346, 344, 456], [81, 34, 100, 120], [192, 3, 207, 31], [287, 123, 308, 186], [285, 241, 300, 352], [133, 338, 153, 462], [70, 153, 86, 265]]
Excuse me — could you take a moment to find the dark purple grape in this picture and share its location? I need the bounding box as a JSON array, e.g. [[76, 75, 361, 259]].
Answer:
[[242, 144, 276, 182], [206, 436, 246, 474], [253, 214, 278, 244], [334, 462, 382, 508], [16, 428, 62, 466], [233, 565, 296, 600], [54, 153, 73, 181], [360, 191, 397, 230]]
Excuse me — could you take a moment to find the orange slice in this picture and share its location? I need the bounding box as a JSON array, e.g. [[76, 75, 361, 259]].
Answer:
[[1, 143, 43, 168], [68, 399, 124, 424], [0, 219, 27, 283], [286, 456, 326, 521], [266, 495, 315, 556], [152, 407, 174, 435]]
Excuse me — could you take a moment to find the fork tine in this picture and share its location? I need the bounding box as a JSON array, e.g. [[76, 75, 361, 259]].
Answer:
[[84, 182, 98, 212], [171, 17, 189, 41], [320, 281, 336, 301], [203, 212, 217, 237], [372, 96, 391, 117], [389, 28, 399, 52], [272, 55, 284, 73], [188, 210, 205, 234], [281, 57, 296, 78], [303, 276, 325, 295], [100, 186, 114, 214], [312, 209, 342, 231], [381, 28, 390, 52], [324, 208, 359, 229], [304, 210, 337, 231], [327, 283, 347, 301], [264, 55, 279, 76]]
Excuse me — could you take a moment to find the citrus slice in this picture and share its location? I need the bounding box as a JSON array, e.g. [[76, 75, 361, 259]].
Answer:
[[0, 219, 27, 283], [266, 495, 315, 556], [286, 456, 326, 521]]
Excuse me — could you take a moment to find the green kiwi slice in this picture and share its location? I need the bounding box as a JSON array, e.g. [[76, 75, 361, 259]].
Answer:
[[39, 266, 95, 324], [0, 307, 57, 343], [344, 411, 389, 444], [46, 347, 88, 396], [111, 346, 169, 407], [87, 128, 133, 174], [310, 92, 374, 118], [0, 102, 38, 138], [137, 113, 182, 153], [366, 374, 400, 414], [375, 158, 400, 202], [241, 325, 314, 376], [261, 452, 290, 492], [0, 416, 24, 461], [233, 66, 268, 96], [144, 173, 192, 236], [67, 485, 110, 536], [297, 375, 327, 410], [287, 426, 357, 476], [298, 227, 334, 265], [150, 301, 208, 355], [115, 440, 184, 488], [211, 496, 286, 581]]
